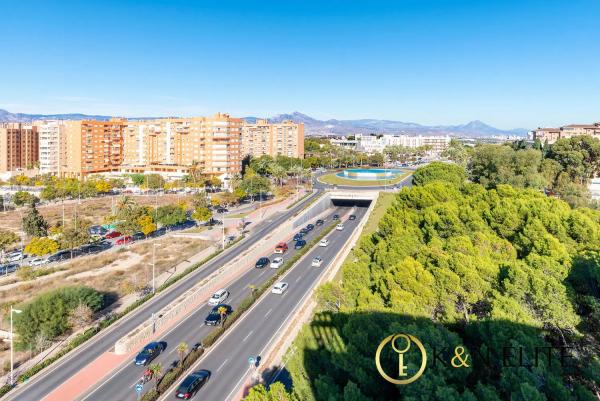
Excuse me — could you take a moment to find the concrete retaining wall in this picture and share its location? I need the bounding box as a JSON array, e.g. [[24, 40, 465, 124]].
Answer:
[[292, 193, 331, 229]]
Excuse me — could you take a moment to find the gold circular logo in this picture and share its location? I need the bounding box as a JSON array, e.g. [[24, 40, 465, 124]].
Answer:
[[375, 333, 427, 385]]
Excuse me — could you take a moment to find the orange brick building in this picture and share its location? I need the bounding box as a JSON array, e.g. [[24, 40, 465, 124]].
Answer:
[[0, 123, 39, 172], [241, 119, 304, 159]]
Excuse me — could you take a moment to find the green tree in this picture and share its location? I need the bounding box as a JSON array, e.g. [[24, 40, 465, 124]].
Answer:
[[130, 173, 145, 186], [192, 206, 212, 223], [176, 342, 188, 366], [22, 203, 49, 237], [0, 229, 19, 252], [156, 204, 187, 226], [60, 222, 91, 250], [412, 162, 466, 186], [143, 174, 165, 190], [12, 191, 37, 206]]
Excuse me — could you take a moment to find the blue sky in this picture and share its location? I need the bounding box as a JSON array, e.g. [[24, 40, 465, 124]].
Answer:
[[1, 0, 599, 129]]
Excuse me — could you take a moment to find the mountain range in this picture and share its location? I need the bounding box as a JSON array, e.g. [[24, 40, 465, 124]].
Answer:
[[0, 109, 528, 137]]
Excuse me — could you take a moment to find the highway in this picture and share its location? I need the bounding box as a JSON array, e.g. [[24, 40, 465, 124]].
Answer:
[[158, 206, 368, 401], [5, 190, 322, 401]]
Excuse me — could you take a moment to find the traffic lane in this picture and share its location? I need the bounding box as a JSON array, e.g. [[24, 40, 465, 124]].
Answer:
[[81, 204, 340, 401], [7, 190, 322, 401], [173, 208, 366, 401]]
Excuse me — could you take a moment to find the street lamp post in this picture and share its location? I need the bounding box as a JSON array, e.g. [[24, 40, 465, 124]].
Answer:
[[10, 306, 22, 385]]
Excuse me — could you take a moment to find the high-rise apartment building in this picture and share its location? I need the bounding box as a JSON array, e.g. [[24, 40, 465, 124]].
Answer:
[[62, 119, 126, 177], [35, 120, 66, 174], [241, 119, 304, 159], [122, 113, 242, 176], [0, 123, 39, 172], [532, 123, 600, 144]]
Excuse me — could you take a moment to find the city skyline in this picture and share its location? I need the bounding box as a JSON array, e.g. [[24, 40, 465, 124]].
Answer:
[[2, 0, 599, 129]]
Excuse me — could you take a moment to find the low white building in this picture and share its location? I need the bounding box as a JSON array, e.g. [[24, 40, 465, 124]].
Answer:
[[355, 133, 450, 154]]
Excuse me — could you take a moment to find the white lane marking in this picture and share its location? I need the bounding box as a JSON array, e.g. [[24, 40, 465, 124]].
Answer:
[[216, 358, 229, 372], [258, 270, 265, 277], [242, 330, 254, 343], [295, 275, 302, 282], [264, 308, 273, 318]]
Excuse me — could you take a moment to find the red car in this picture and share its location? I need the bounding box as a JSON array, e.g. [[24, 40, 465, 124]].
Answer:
[[105, 231, 122, 239], [274, 242, 288, 254], [116, 236, 132, 245]]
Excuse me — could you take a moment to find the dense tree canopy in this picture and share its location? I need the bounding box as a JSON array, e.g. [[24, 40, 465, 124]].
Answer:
[[412, 162, 466, 186], [250, 165, 600, 401]]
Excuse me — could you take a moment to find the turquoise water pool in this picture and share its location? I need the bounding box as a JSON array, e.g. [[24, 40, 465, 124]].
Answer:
[[336, 168, 403, 180]]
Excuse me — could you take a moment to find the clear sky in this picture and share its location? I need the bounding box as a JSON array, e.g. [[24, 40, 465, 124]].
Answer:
[[1, 0, 599, 129]]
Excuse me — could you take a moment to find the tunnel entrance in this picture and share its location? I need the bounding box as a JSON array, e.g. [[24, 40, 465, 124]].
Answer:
[[330, 199, 372, 208]]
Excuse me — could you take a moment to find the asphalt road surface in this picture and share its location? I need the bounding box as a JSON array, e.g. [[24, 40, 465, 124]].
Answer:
[[80, 207, 347, 401], [158, 206, 368, 401], [6, 190, 322, 401]]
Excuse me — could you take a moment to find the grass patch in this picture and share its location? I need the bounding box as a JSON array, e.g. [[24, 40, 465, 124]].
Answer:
[[318, 170, 411, 187], [362, 192, 396, 236]]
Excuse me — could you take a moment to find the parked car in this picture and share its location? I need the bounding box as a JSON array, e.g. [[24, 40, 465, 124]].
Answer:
[[47, 250, 72, 263], [6, 252, 23, 262], [274, 242, 288, 254], [133, 342, 164, 366], [0, 263, 19, 275], [349, 214, 356, 220], [30, 257, 48, 266], [216, 207, 228, 214], [255, 257, 270, 269], [333, 214, 340, 220], [312, 257, 323, 267], [319, 238, 330, 247], [148, 227, 167, 237], [105, 231, 122, 239], [294, 240, 306, 250], [132, 231, 146, 241], [208, 289, 229, 306], [116, 236, 133, 245], [293, 233, 304, 241], [299, 228, 309, 235], [175, 370, 211, 399], [336, 223, 344, 231], [204, 304, 232, 326], [315, 219, 324, 226], [270, 257, 284, 269], [80, 244, 105, 254], [88, 225, 108, 236], [272, 282, 289, 295]]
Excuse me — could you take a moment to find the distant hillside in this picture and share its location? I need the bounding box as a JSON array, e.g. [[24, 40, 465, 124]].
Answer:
[[0, 109, 528, 137]]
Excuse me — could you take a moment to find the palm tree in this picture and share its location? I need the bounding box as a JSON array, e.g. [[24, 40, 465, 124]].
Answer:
[[117, 195, 135, 212], [218, 306, 228, 326], [149, 363, 162, 391], [176, 342, 188, 366], [270, 164, 287, 187]]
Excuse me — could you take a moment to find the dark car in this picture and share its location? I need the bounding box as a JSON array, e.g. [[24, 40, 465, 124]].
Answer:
[[315, 219, 324, 226], [175, 370, 211, 399], [134, 342, 163, 366], [306, 224, 315, 231], [47, 250, 72, 263], [148, 227, 167, 238], [349, 215, 356, 220], [204, 304, 232, 326], [216, 207, 228, 214], [299, 228, 309, 235], [333, 214, 340, 220], [0, 263, 19, 275], [132, 232, 146, 241], [255, 257, 270, 269], [80, 244, 105, 254], [293, 233, 304, 241], [294, 240, 306, 250]]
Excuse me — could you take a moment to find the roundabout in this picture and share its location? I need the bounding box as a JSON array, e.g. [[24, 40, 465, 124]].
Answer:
[[317, 168, 412, 188]]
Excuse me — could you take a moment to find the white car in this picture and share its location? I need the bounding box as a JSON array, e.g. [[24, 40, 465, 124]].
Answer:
[[6, 252, 24, 262], [30, 257, 48, 266], [311, 257, 323, 267], [272, 282, 289, 294], [270, 257, 284, 269], [208, 289, 229, 306], [319, 238, 329, 247], [336, 224, 344, 231]]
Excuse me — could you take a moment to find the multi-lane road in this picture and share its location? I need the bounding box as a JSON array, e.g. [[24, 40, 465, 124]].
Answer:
[[81, 206, 350, 401], [5, 190, 323, 401]]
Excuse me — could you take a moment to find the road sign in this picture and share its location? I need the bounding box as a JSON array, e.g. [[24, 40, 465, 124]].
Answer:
[[135, 383, 143, 393]]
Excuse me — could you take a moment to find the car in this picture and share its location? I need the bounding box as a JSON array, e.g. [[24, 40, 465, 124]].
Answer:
[[116, 235, 133, 245], [88, 225, 108, 236], [47, 250, 72, 263], [104, 231, 122, 239], [293, 233, 304, 241], [0, 263, 19, 275], [336, 223, 344, 231], [216, 207, 228, 214], [255, 257, 270, 269], [349, 214, 356, 220], [274, 242, 288, 254], [299, 228, 309, 235], [312, 257, 323, 267], [6, 252, 23, 262], [319, 238, 329, 247], [204, 304, 232, 326], [132, 231, 146, 241], [270, 257, 284, 269], [294, 240, 306, 250], [315, 219, 324, 226], [133, 342, 164, 366], [272, 282, 289, 295], [332, 214, 340, 220], [30, 257, 48, 266], [175, 370, 211, 399], [148, 227, 168, 237], [306, 224, 315, 231], [80, 244, 105, 254], [208, 289, 229, 306]]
